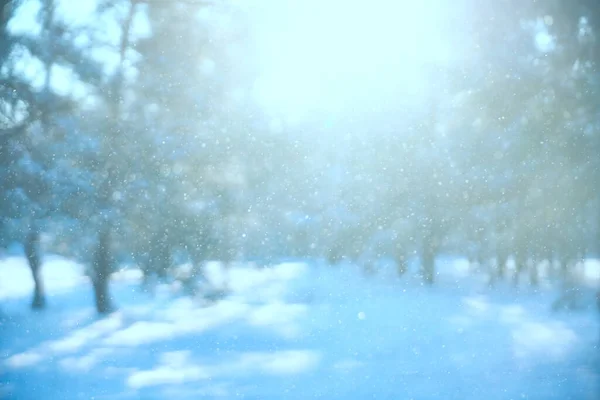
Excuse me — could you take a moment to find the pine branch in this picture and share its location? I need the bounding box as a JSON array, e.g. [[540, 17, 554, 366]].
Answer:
[[15, 35, 105, 85], [0, 117, 31, 144]]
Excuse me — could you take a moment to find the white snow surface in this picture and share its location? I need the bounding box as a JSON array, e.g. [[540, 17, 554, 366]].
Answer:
[[0, 256, 599, 399]]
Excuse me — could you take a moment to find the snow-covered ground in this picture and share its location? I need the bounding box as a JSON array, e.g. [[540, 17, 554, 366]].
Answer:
[[1, 256, 599, 400]]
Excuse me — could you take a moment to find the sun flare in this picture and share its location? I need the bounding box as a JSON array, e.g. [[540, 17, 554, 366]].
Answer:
[[250, 0, 453, 120]]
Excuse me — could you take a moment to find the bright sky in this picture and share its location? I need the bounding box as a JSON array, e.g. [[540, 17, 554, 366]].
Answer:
[[248, 0, 457, 122]]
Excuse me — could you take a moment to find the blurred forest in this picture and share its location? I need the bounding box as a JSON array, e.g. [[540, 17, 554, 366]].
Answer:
[[0, 0, 599, 313]]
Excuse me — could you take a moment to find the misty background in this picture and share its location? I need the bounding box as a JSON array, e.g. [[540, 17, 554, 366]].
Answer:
[[0, 0, 600, 399]]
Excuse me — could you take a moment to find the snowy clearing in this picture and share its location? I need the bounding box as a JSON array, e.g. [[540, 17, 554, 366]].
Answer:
[[1, 256, 599, 400]]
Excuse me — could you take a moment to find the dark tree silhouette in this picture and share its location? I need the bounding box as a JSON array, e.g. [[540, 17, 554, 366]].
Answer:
[[24, 226, 44, 309], [92, 226, 113, 314]]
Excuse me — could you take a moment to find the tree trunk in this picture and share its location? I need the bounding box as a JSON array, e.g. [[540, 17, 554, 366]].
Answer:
[[529, 259, 539, 287], [396, 253, 408, 276], [422, 251, 434, 284], [363, 259, 376, 276], [26, 0, 52, 311], [421, 237, 436, 285], [139, 256, 156, 295], [140, 258, 151, 286], [326, 243, 342, 265], [552, 258, 575, 311], [92, 226, 113, 314], [513, 253, 525, 287], [25, 228, 45, 309], [496, 253, 507, 280], [150, 230, 170, 280], [419, 226, 440, 285]]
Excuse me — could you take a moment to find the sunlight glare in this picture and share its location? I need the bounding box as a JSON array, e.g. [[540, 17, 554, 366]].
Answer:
[[251, 0, 451, 121]]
